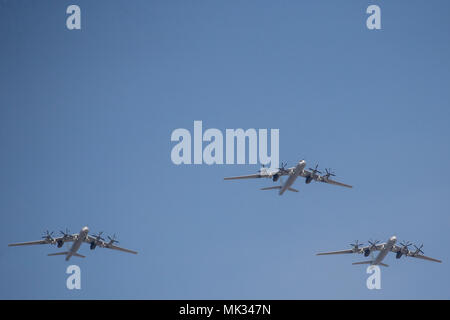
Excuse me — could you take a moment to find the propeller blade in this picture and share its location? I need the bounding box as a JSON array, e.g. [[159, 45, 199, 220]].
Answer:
[[368, 239, 380, 249], [309, 164, 322, 175], [107, 234, 119, 244], [350, 240, 364, 250], [42, 230, 54, 239], [93, 232, 104, 241], [400, 241, 411, 247], [413, 244, 424, 255], [324, 168, 336, 177]]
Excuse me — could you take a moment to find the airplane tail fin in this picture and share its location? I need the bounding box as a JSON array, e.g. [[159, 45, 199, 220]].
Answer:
[[352, 260, 389, 267]]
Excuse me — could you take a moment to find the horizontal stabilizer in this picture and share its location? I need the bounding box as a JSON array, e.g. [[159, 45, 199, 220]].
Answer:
[[352, 260, 389, 267], [352, 260, 373, 265], [48, 252, 69, 257], [288, 187, 299, 192], [260, 186, 282, 191], [72, 253, 85, 258], [224, 174, 262, 180]]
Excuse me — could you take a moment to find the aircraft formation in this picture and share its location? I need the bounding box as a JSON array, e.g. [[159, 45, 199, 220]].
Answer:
[[8, 159, 441, 273], [224, 159, 442, 267]]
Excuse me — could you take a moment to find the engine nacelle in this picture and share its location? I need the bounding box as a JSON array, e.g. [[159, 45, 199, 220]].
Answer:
[[272, 174, 279, 182], [364, 249, 371, 257], [90, 242, 97, 250], [396, 251, 403, 259], [305, 176, 313, 184], [57, 240, 64, 248]]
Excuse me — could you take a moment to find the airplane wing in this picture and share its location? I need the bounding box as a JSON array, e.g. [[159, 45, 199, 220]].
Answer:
[[316, 249, 355, 255], [8, 239, 51, 246], [390, 245, 442, 263], [407, 253, 442, 263], [102, 244, 138, 255], [320, 178, 353, 188], [84, 235, 98, 243], [8, 235, 74, 246], [85, 236, 138, 254], [317, 244, 382, 255], [364, 243, 385, 252], [299, 170, 352, 188], [299, 170, 311, 178]]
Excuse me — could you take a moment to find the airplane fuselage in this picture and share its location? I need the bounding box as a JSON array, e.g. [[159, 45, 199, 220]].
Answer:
[[279, 160, 306, 195], [66, 226, 89, 261], [372, 236, 397, 266]]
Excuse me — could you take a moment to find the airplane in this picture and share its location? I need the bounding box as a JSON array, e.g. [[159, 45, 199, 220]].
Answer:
[[8, 226, 138, 261], [224, 159, 352, 195], [316, 236, 442, 267]]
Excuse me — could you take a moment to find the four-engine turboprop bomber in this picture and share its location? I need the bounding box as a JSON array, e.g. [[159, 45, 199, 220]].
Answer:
[[8, 226, 138, 261], [316, 236, 442, 267], [224, 159, 352, 195]]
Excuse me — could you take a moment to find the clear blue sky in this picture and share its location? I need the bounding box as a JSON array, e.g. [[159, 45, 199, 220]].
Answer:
[[1, 0, 450, 299]]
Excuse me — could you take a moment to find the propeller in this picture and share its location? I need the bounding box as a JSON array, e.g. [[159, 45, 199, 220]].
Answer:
[[59, 228, 71, 238], [278, 162, 288, 173], [92, 231, 105, 242], [350, 240, 364, 250], [398, 241, 412, 255], [107, 234, 119, 244], [368, 239, 380, 250], [400, 241, 411, 249], [324, 168, 336, 178], [42, 230, 54, 240], [413, 244, 424, 256], [309, 164, 322, 175]]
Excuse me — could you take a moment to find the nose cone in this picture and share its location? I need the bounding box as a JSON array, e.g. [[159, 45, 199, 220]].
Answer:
[[390, 236, 397, 242], [300, 159, 306, 165], [82, 226, 89, 233]]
